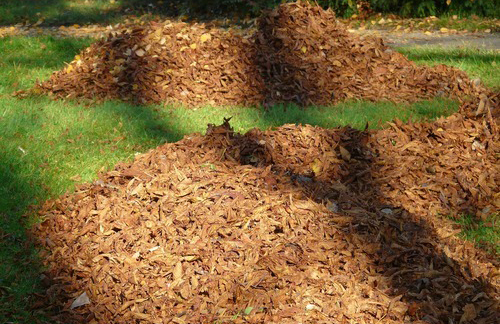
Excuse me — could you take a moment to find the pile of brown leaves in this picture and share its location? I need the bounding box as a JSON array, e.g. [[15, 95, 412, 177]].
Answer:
[[36, 1, 487, 107], [33, 101, 499, 323]]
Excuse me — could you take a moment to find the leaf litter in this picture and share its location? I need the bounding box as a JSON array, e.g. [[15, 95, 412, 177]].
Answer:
[[32, 97, 499, 323], [26, 2, 500, 323], [32, 1, 491, 107]]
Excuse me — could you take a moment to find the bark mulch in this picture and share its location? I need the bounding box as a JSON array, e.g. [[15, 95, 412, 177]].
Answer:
[[32, 98, 499, 323], [34, 1, 488, 107]]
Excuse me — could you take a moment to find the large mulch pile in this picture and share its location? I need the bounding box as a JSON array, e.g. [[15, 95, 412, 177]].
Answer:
[[35, 1, 487, 107], [33, 98, 499, 323]]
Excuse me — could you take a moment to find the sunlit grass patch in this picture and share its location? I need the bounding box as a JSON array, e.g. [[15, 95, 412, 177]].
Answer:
[[0, 35, 94, 93]]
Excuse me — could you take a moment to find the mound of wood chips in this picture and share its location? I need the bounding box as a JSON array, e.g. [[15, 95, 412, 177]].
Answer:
[[35, 1, 486, 107], [32, 101, 499, 323]]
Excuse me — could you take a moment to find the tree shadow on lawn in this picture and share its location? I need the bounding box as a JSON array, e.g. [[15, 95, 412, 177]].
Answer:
[[1, 0, 125, 26], [0, 0, 254, 26], [0, 160, 48, 322]]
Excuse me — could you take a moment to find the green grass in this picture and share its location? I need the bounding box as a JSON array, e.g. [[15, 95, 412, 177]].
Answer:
[[456, 214, 499, 256], [397, 46, 500, 91], [0, 0, 123, 26], [0, 35, 498, 322], [0, 0, 246, 26]]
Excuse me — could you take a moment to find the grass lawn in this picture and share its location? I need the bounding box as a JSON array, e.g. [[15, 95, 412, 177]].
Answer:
[[0, 0, 124, 26], [0, 35, 498, 322]]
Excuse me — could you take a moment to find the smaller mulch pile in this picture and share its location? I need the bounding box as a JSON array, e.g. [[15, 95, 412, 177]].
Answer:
[[33, 101, 499, 323], [35, 1, 488, 107]]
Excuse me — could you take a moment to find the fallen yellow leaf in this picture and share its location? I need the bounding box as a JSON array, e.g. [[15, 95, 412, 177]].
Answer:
[[300, 46, 307, 53], [190, 43, 197, 49], [311, 158, 322, 175], [200, 33, 211, 43]]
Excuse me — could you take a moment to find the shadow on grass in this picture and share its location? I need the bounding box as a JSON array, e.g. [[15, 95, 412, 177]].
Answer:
[[0, 0, 255, 26], [0, 0, 121, 26], [0, 160, 48, 322]]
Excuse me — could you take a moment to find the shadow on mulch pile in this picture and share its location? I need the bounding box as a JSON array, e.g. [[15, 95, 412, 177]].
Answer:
[[31, 1, 492, 108], [30, 95, 499, 323]]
